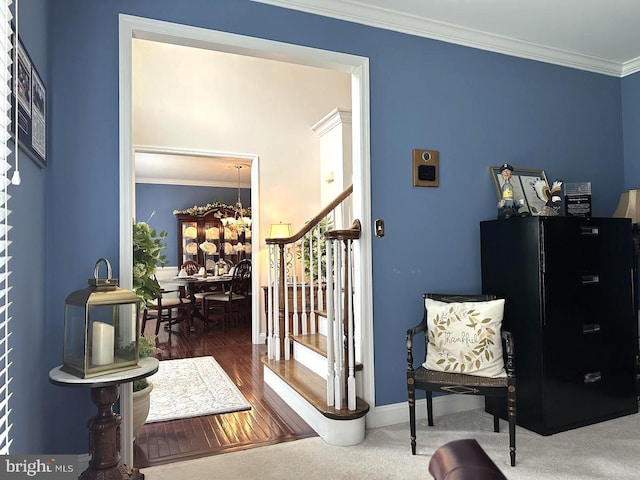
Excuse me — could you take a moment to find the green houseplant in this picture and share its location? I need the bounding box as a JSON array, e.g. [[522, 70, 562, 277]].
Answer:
[[132, 335, 162, 439], [132, 219, 167, 438], [132, 219, 167, 391], [297, 218, 333, 281], [133, 220, 168, 307], [133, 335, 162, 391]]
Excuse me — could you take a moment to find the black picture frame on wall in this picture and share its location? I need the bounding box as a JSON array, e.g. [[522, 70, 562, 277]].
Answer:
[[10, 25, 46, 168]]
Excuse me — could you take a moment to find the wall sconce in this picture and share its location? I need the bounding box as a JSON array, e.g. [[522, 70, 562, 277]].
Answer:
[[269, 222, 293, 239], [324, 170, 335, 184]]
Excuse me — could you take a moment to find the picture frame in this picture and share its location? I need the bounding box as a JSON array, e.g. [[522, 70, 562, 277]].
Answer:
[[9, 26, 46, 168], [490, 166, 548, 215]]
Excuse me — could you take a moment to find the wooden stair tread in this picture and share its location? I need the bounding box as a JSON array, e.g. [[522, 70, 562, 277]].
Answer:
[[291, 333, 363, 371], [262, 355, 369, 420], [292, 333, 327, 355]]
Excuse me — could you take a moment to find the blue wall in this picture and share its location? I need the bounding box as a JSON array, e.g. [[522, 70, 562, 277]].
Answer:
[[135, 184, 249, 266], [622, 72, 640, 189], [8, 0, 48, 455], [4, 0, 635, 455]]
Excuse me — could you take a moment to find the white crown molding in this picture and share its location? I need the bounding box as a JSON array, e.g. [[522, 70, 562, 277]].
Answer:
[[312, 107, 352, 136], [622, 57, 640, 77], [135, 176, 240, 188], [252, 0, 628, 77]]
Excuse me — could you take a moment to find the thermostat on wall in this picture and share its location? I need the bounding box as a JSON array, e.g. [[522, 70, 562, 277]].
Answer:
[[412, 149, 439, 187]]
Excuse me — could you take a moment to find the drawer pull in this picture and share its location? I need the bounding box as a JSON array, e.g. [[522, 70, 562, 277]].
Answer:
[[583, 323, 600, 334], [581, 275, 600, 284], [584, 372, 602, 384], [580, 226, 599, 236]]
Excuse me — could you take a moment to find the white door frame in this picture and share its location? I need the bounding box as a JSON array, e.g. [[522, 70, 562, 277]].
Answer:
[[118, 14, 373, 466], [132, 145, 261, 342]]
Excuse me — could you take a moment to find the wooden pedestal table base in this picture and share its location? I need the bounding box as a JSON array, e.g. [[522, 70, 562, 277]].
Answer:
[[49, 357, 159, 480]]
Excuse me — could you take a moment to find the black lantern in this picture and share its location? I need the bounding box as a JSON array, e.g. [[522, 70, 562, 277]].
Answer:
[[62, 258, 142, 378]]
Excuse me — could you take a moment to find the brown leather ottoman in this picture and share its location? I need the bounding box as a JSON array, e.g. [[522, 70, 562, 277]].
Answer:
[[428, 439, 507, 480]]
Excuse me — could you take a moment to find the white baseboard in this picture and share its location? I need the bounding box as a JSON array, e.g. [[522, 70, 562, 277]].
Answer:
[[367, 395, 483, 429], [77, 454, 90, 473]]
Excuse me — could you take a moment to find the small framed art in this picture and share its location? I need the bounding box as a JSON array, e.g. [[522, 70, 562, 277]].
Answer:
[[10, 26, 46, 168], [490, 166, 548, 215]]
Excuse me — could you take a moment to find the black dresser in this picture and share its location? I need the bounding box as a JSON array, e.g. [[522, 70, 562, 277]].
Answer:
[[480, 216, 638, 435]]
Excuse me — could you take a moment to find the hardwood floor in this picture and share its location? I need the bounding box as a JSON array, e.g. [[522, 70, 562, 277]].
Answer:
[[133, 317, 317, 468]]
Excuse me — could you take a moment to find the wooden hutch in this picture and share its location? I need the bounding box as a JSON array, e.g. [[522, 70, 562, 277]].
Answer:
[[175, 204, 251, 271]]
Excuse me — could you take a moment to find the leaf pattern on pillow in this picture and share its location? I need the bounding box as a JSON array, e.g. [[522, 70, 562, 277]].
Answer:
[[428, 304, 497, 373]]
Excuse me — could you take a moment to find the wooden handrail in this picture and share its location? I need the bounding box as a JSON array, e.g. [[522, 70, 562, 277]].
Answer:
[[264, 183, 362, 411], [265, 185, 353, 245], [325, 219, 361, 241]]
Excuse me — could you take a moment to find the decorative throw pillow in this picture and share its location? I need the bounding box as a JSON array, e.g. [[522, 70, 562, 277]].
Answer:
[[423, 298, 506, 378]]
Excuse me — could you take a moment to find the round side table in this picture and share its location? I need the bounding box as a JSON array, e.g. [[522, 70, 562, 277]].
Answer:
[[49, 357, 159, 480]]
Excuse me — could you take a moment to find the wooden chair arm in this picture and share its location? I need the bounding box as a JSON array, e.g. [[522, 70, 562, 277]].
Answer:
[[406, 321, 427, 342], [406, 314, 428, 372], [159, 288, 180, 297], [501, 330, 514, 356], [501, 330, 515, 378], [159, 288, 190, 305]]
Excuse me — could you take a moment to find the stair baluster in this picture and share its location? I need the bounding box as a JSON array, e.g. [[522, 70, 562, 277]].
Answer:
[[264, 186, 367, 433], [325, 236, 335, 407]]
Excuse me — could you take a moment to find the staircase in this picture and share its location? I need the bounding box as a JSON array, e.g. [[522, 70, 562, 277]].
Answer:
[[262, 185, 370, 445]]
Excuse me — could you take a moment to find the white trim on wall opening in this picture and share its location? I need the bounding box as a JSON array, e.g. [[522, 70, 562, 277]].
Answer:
[[119, 13, 373, 466]]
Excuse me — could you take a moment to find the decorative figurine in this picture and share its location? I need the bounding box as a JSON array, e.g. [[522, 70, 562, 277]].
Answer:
[[534, 178, 563, 216], [497, 163, 526, 219]]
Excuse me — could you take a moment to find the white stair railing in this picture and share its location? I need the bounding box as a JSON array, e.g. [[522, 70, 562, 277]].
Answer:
[[325, 220, 361, 411], [265, 186, 361, 411]]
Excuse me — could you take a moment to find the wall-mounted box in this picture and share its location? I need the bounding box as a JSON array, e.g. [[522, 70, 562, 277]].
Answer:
[[412, 149, 439, 187]]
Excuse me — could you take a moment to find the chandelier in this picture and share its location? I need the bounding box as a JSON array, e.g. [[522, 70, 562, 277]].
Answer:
[[222, 165, 252, 233]]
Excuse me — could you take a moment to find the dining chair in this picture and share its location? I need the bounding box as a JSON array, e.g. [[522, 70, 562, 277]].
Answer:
[[203, 259, 252, 329], [180, 260, 208, 317], [141, 284, 192, 336], [181, 260, 200, 276]]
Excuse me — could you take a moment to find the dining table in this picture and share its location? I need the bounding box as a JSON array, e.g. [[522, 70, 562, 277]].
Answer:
[[172, 274, 233, 331]]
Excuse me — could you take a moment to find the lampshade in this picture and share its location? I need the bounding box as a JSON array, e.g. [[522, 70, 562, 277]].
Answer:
[[269, 222, 293, 239], [613, 190, 640, 224]]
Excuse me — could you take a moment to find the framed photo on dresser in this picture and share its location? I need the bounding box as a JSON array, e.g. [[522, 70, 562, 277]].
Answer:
[[490, 166, 548, 215]]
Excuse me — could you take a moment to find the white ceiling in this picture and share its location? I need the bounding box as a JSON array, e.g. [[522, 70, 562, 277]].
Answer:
[[135, 152, 251, 188], [252, 0, 640, 77]]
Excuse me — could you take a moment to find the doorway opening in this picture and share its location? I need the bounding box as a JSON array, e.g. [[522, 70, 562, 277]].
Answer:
[[133, 147, 260, 342], [119, 14, 373, 467]]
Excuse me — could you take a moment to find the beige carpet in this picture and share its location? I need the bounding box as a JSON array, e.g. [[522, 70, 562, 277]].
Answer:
[[146, 356, 250, 423], [141, 408, 640, 479]]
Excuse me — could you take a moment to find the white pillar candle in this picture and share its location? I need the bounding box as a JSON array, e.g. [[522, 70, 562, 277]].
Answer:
[[92, 321, 114, 366]]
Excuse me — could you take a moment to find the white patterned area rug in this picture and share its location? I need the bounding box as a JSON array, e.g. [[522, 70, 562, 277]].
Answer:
[[146, 356, 251, 423]]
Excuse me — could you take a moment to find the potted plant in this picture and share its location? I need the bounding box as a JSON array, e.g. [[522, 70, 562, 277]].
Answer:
[[132, 335, 162, 439], [132, 219, 167, 438], [133, 219, 168, 307]]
